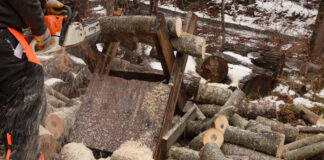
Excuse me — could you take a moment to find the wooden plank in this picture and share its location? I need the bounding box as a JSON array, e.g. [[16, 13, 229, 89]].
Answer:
[[104, 42, 120, 74], [161, 102, 198, 153], [69, 75, 171, 153]]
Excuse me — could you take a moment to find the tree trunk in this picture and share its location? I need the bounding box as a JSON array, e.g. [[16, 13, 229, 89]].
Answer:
[[283, 141, 324, 160], [236, 101, 277, 119], [290, 104, 324, 125], [310, 0, 324, 59], [168, 146, 199, 160], [297, 126, 324, 133], [200, 143, 229, 160], [196, 56, 228, 82], [39, 125, 56, 160], [250, 51, 285, 78], [221, 143, 282, 160], [194, 83, 232, 105], [256, 116, 299, 143], [221, 0, 225, 44], [224, 126, 285, 157], [245, 120, 271, 133], [197, 104, 222, 118], [171, 32, 206, 58], [44, 104, 81, 139], [284, 133, 324, 152], [229, 113, 248, 129]]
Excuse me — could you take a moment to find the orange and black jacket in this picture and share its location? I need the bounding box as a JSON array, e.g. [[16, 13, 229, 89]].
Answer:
[[0, 0, 47, 36]]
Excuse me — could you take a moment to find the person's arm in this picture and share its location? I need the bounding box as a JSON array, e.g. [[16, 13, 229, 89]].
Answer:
[[8, 0, 47, 36]]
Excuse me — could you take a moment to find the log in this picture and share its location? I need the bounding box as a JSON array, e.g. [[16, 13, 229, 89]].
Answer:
[[186, 89, 245, 137], [203, 128, 224, 147], [44, 104, 81, 139], [236, 101, 277, 119], [227, 155, 250, 160], [224, 126, 285, 157], [189, 131, 206, 151], [214, 115, 229, 134], [290, 104, 324, 125], [171, 32, 206, 58], [245, 120, 271, 133], [229, 113, 248, 129], [250, 51, 285, 78], [199, 143, 229, 160], [60, 143, 95, 160], [297, 126, 324, 133], [283, 141, 324, 160], [198, 104, 222, 118], [183, 73, 201, 98], [256, 116, 299, 142], [284, 133, 324, 152], [168, 146, 199, 160], [39, 125, 56, 160], [194, 83, 232, 105], [196, 56, 228, 82], [45, 85, 71, 104], [47, 94, 66, 108], [100, 16, 182, 41], [221, 143, 282, 160]]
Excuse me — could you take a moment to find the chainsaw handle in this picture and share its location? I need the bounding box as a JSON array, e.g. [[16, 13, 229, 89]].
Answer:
[[59, 5, 73, 46]]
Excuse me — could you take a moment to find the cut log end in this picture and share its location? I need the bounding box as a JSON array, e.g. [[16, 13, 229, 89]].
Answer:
[[44, 114, 64, 139], [214, 115, 229, 134], [39, 126, 56, 160], [317, 118, 324, 125], [200, 56, 228, 83], [203, 128, 224, 148], [174, 17, 183, 38]]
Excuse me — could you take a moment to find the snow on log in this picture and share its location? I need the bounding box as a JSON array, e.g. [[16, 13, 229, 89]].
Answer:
[[224, 126, 285, 157], [229, 113, 248, 129], [256, 116, 299, 142], [221, 143, 282, 160], [199, 143, 229, 160], [111, 141, 153, 160], [168, 146, 199, 160], [171, 32, 206, 58], [284, 133, 324, 152], [283, 141, 324, 160], [290, 104, 324, 125], [60, 143, 95, 160], [236, 101, 277, 119], [39, 125, 56, 160]]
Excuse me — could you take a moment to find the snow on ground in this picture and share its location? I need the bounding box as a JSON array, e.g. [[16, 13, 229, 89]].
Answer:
[[250, 96, 285, 111], [227, 64, 251, 87], [223, 51, 252, 65], [45, 78, 64, 86], [273, 84, 296, 96], [317, 88, 324, 98], [293, 97, 324, 108], [149, 62, 163, 71]]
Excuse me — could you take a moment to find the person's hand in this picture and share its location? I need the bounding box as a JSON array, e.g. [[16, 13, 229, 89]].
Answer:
[[34, 28, 51, 49], [45, 0, 64, 15]]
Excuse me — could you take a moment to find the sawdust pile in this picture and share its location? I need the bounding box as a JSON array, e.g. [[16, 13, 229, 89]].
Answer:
[[60, 143, 95, 160], [111, 141, 154, 160]]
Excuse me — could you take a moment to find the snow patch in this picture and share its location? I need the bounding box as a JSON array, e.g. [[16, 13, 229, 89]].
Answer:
[[251, 96, 285, 111], [69, 55, 86, 65], [96, 43, 104, 52], [185, 56, 199, 76], [144, 46, 153, 56], [150, 62, 163, 71], [273, 84, 296, 96], [223, 51, 252, 65], [45, 78, 64, 86], [317, 88, 324, 98], [227, 64, 252, 87], [293, 97, 324, 108]]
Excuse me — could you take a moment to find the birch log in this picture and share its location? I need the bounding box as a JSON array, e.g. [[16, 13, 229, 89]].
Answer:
[[198, 104, 222, 118], [284, 133, 324, 152], [229, 113, 248, 129], [168, 146, 199, 160], [283, 141, 324, 160], [236, 102, 277, 119], [39, 125, 56, 160], [194, 83, 232, 105], [290, 104, 324, 125], [171, 32, 206, 58], [199, 143, 229, 160], [297, 126, 324, 133]]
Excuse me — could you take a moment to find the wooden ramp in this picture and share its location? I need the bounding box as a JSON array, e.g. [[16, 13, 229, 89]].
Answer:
[[69, 74, 170, 152]]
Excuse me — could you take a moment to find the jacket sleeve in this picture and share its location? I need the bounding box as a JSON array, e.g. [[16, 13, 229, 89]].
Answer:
[[8, 0, 47, 36]]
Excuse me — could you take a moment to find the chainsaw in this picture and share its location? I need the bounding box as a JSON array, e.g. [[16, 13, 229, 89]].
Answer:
[[30, 5, 101, 54]]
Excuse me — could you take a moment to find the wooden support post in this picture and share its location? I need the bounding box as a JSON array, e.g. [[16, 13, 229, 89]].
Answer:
[[99, 42, 120, 74]]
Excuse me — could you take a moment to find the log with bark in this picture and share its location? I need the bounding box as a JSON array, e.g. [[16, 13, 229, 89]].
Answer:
[[229, 113, 248, 129], [221, 143, 282, 160], [236, 101, 277, 119], [245, 120, 271, 133], [44, 103, 81, 139], [170, 32, 206, 58], [47, 94, 66, 108], [168, 146, 199, 160], [199, 143, 229, 160], [197, 104, 222, 118], [45, 85, 71, 104], [195, 56, 228, 82], [256, 116, 299, 142], [189, 131, 206, 151], [224, 126, 285, 157], [194, 83, 232, 105], [283, 141, 324, 160], [39, 125, 56, 160], [183, 73, 201, 98], [297, 126, 324, 133], [284, 133, 324, 152], [290, 104, 324, 125], [227, 155, 250, 160]]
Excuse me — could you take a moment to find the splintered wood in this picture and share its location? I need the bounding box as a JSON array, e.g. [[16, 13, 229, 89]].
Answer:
[[69, 75, 170, 153]]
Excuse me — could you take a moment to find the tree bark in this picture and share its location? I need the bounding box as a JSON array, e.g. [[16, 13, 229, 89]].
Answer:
[[171, 32, 206, 58], [290, 104, 324, 125], [197, 104, 222, 118], [47, 94, 66, 108], [310, 0, 324, 59], [200, 143, 229, 160], [189, 131, 206, 151], [245, 120, 271, 133], [284, 133, 324, 152], [221, 143, 282, 160], [183, 73, 201, 98], [229, 113, 248, 129], [196, 56, 228, 82], [283, 141, 324, 160], [227, 155, 250, 160], [236, 101, 277, 119], [221, 0, 225, 44], [194, 83, 232, 105], [250, 51, 285, 78], [45, 85, 71, 104], [224, 126, 285, 157], [297, 126, 324, 133], [168, 146, 199, 160], [39, 125, 56, 160], [44, 104, 81, 139], [256, 116, 299, 142]]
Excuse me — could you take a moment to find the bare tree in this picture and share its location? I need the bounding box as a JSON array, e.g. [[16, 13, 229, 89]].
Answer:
[[310, 0, 324, 59], [221, 0, 226, 44]]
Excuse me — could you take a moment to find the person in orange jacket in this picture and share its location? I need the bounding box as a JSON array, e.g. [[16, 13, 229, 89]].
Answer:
[[0, 0, 64, 159]]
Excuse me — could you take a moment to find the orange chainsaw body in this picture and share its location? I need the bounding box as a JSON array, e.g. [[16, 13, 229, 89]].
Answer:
[[44, 15, 67, 36]]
